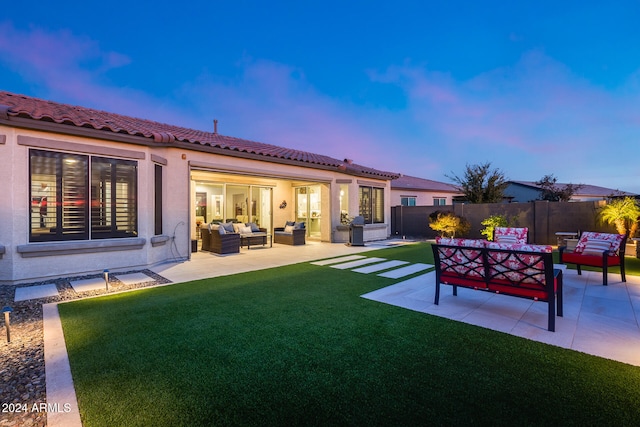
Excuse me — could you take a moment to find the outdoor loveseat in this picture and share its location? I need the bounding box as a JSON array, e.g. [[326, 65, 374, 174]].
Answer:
[[274, 221, 306, 245], [432, 237, 563, 331], [200, 223, 240, 254], [559, 231, 626, 286]]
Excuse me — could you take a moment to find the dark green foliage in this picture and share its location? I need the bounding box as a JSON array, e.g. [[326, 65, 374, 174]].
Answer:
[[536, 174, 583, 202], [446, 162, 508, 203]]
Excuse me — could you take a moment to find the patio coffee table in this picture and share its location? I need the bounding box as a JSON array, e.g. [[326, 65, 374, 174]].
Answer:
[[240, 233, 272, 249]]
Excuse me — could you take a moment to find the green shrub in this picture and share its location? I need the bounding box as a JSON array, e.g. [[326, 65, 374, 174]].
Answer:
[[480, 214, 509, 241]]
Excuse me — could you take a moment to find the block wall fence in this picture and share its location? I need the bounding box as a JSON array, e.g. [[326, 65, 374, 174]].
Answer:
[[391, 200, 619, 245]]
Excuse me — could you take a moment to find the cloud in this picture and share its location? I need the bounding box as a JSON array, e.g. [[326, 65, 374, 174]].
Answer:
[[178, 58, 402, 169], [370, 51, 640, 190], [0, 21, 197, 127]]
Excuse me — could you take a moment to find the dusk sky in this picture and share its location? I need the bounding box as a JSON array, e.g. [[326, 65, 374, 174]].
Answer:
[[2, 2, 640, 193]]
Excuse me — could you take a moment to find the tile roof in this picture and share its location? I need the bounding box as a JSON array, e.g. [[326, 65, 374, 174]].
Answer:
[[391, 174, 460, 193], [0, 91, 399, 179], [508, 181, 637, 197]]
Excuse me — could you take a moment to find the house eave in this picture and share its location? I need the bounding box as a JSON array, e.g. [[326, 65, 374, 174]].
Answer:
[[0, 115, 396, 181]]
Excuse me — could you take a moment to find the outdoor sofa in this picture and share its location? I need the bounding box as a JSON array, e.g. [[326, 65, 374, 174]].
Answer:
[[432, 237, 563, 331], [274, 221, 306, 245]]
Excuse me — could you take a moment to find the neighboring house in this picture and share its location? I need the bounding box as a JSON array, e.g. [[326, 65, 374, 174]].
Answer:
[[0, 91, 398, 285], [391, 175, 461, 206], [505, 180, 637, 202]]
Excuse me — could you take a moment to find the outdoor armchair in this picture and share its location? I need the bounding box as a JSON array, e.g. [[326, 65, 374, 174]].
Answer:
[[559, 231, 626, 286]]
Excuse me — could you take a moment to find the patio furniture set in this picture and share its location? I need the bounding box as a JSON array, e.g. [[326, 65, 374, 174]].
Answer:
[[432, 227, 627, 331], [200, 221, 306, 255]]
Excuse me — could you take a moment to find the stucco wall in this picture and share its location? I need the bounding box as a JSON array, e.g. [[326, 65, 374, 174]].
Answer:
[[0, 125, 392, 284]]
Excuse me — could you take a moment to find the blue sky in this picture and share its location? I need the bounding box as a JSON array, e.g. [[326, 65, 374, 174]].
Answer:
[[2, 1, 640, 193]]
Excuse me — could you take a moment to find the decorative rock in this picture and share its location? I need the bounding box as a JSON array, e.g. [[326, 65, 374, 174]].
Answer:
[[0, 269, 170, 427]]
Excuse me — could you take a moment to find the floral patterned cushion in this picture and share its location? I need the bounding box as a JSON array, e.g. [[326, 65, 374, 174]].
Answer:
[[494, 227, 528, 244], [574, 232, 624, 255], [485, 242, 552, 253], [485, 250, 548, 285], [434, 238, 485, 278], [435, 237, 485, 248]]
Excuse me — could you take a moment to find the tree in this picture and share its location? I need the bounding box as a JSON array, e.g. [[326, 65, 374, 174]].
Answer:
[[535, 174, 583, 202], [446, 162, 508, 203], [598, 197, 640, 237]]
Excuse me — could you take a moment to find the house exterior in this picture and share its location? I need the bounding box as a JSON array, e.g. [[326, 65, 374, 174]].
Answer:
[[0, 91, 398, 285], [505, 181, 637, 202], [390, 175, 461, 206]]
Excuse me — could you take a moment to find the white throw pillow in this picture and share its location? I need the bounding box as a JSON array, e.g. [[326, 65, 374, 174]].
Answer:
[[241, 226, 253, 234], [582, 239, 612, 255], [284, 225, 295, 233]]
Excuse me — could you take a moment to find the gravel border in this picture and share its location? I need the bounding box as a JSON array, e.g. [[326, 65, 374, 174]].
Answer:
[[0, 270, 171, 427]]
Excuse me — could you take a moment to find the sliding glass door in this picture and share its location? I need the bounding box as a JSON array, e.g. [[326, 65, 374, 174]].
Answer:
[[295, 185, 321, 239]]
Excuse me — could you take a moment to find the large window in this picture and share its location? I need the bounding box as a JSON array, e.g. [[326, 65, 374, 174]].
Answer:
[[30, 149, 137, 242], [433, 197, 446, 206], [91, 157, 138, 239], [359, 186, 384, 224]]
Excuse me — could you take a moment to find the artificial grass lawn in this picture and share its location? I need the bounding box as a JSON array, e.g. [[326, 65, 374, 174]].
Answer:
[[59, 243, 640, 426]]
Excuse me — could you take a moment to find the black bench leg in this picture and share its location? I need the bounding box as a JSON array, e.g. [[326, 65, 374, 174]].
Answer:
[[434, 283, 440, 305], [556, 274, 563, 318]]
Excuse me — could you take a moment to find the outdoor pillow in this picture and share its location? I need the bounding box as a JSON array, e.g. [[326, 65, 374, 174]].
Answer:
[[294, 221, 306, 229], [222, 222, 235, 233], [495, 235, 518, 244], [286, 220, 296, 227], [582, 239, 612, 255], [248, 222, 260, 232], [240, 226, 253, 234], [284, 225, 295, 233], [218, 225, 226, 235]]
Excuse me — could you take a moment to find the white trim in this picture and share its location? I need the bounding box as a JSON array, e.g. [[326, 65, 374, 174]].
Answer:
[[18, 135, 146, 160], [17, 238, 146, 258]]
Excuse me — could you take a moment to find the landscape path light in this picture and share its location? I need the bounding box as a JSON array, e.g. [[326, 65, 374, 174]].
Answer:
[[2, 306, 13, 343], [104, 269, 109, 291]]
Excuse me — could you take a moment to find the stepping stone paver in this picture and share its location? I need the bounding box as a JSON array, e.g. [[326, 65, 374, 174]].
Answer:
[[115, 272, 154, 286], [311, 255, 366, 266], [378, 263, 433, 279], [70, 277, 107, 293], [14, 284, 59, 301], [330, 257, 387, 270], [352, 260, 410, 274]]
